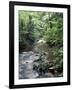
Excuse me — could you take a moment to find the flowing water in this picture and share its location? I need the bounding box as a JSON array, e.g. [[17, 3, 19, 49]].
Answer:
[[19, 51, 40, 79]]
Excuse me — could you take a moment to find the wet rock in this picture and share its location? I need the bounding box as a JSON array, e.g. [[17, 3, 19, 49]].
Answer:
[[58, 73, 63, 77], [29, 51, 34, 55], [22, 52, 27, 54], [45, 72, 54, 77]]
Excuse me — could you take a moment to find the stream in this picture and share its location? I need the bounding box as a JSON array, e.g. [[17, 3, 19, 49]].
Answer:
[[19, 51, 40, 79]]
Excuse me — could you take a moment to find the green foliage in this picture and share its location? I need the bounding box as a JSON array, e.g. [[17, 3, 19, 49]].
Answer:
[[19, 11, 63, 74], [19, 11, 36, 52]]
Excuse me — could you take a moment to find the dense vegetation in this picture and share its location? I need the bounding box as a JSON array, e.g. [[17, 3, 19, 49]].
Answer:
[[19, 10, 63, 77]]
